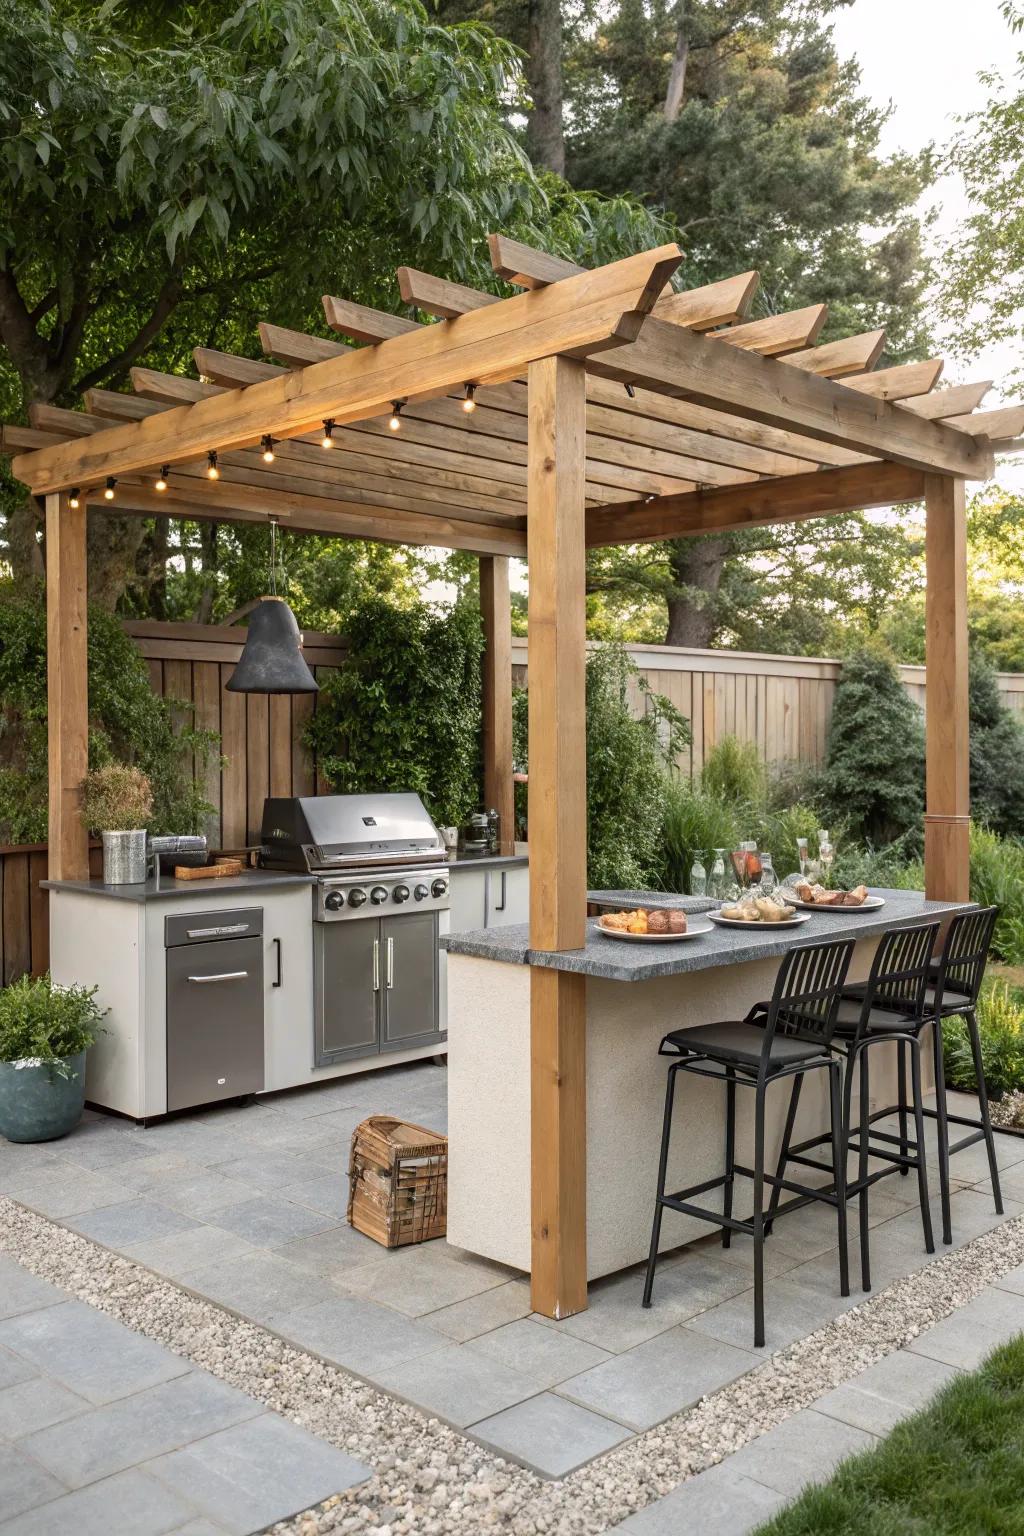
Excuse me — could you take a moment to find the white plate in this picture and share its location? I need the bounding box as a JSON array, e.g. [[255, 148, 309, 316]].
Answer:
[[789, 895, 886, 912], [596, 916, 713, 942], [708, 909, 810, 929]]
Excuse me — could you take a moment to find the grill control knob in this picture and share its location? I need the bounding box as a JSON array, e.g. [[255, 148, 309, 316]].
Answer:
[[370, 886, 388, 905], [393, 884, 411, 903], [347, 887, 368, 908], [324, 890, 344, 912], [430, 878, 449, 898], [414, 883, 429, 901]]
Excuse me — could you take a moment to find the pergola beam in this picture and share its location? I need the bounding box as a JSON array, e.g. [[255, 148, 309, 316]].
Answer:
[[11, 245, 683, 494], [713, 304, 827, 356], [585, 461, 926, 546], [588, 317, 993, 478], [901, 381, 991, 419]]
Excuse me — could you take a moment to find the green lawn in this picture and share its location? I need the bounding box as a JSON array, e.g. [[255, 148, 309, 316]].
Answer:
[[752, 1336, 1024, 1535]]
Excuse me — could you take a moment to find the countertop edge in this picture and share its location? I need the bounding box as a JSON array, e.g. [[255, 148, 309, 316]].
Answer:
[[42, 872, 316, 904]]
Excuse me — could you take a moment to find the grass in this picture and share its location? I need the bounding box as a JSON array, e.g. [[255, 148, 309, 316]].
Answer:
[[752, 1335, 1024, 1535]]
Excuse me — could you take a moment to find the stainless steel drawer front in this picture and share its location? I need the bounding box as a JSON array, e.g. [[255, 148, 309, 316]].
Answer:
[[165, 908, 263, 948], [166, 935, 264, 1111]]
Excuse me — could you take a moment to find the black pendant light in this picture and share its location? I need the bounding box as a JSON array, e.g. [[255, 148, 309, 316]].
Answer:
[[227, 519, 319, 695]]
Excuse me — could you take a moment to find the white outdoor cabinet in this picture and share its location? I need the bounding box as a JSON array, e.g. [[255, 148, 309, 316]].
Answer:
[[448, 859, 529, 932]]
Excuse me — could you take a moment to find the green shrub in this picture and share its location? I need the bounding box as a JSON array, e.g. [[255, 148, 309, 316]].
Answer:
[[304, 596, 484, 829], [701, 737, 767, 809], [0, 974, 106, 1072], [659, 776, 742, 892], [0, 583, 216, 843], [820, 645, 925, 844], [944, 980, 1024, 1099], [969, 653, 1024, 837], [966, 823, 1024, 966]]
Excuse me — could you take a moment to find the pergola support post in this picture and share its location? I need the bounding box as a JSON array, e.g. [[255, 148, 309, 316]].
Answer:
[[480, 556, 516, 854], [45, 492, 90, 880], [924, 473, 970, 901], [527, 355, 588, 1319]]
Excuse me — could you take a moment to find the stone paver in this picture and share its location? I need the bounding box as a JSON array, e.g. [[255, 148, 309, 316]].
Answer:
[[371, 1342, 542, 1428], [612, 1460, 788, 1534], [557, 1325, 757, 1431], [723, 1406, 878, 1494], [274, 1294, 447, 1377], [0, 1261, 371, 1535], [814, 1347, 960, 1434], [470, 1391, 630, 1477]]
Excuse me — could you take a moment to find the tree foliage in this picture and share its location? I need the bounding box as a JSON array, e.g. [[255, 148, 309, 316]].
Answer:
[[820, 645, 925, 845], [969, 651, 1024, 838]]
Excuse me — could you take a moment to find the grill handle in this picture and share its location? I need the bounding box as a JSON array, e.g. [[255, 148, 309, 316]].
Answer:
[[186, 971, 249, 985]]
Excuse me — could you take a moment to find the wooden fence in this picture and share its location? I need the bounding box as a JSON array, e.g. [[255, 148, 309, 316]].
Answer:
[[3, 622, 1023, 982]]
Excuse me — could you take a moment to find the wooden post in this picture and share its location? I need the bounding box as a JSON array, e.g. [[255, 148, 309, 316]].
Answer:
[[924, 474, 970, 901], [527, 354, 588, 1319], [480, 556, 516, 854], [45, 492, 90, 880]]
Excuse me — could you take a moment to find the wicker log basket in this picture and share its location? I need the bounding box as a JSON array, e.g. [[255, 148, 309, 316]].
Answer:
[[348, 1115, 448, 1248]]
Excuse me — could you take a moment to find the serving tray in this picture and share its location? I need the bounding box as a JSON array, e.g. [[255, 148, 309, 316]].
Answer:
[[789, 895, 886, 912], [596, 916, 713, 942], [708, 909, 810, 929]]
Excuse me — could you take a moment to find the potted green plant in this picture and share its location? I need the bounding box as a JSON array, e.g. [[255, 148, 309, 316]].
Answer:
[[81, 764, 153, 884], [0, 974, 107, 1142]]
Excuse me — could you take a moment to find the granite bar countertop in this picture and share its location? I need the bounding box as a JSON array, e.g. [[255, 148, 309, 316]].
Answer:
[[42, 870, 315, 904], [587, 889, 716, 913], [441, 889, 973, 983]]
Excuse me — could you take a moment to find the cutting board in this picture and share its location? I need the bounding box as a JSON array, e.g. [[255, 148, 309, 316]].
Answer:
[[172, 858, 244, 881]]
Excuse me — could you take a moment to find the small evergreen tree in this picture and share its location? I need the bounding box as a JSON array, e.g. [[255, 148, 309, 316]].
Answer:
[[822, 647, 925, 845], [969, 653, 1024, 837]]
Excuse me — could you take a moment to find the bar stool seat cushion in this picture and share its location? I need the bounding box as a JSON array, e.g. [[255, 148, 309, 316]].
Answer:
[[841, 980, 971, 1015], [663, 1022, 829, 1071], [831, 998, 915, 1036]]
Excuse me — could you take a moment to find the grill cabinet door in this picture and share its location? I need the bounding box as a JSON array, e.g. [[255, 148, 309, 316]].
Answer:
[[165, 936, 264, 1112], [315, 920, 380, 1065], [380, 913, 441, 1051]]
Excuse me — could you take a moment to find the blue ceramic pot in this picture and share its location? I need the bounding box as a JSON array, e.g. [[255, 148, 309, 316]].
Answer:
[[0, 1052, 87, 1143]]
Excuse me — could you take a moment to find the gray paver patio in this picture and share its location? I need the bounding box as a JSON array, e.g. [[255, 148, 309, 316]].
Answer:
[[2, 1061, 1022, 1486], [0, 1258, 371, 1535]]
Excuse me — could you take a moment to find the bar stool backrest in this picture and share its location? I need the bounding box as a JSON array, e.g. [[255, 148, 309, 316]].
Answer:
[[768, 937, 856, 1053], [863, 920, 942, 1023], [934, 906, 999, 1011]]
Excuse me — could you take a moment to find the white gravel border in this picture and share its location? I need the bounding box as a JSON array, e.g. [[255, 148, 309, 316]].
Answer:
[[2, 1195, 1023, 1535]]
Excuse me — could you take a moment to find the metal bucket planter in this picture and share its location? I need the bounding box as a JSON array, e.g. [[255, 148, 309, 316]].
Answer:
[[102, 829, 147, 884], [0, 1051, 87, 1143]]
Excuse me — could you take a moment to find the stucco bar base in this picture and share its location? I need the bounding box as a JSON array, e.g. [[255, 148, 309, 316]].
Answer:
[[446, 941, 904, 1280]]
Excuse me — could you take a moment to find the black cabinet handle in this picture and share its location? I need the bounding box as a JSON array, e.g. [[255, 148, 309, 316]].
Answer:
[[272, 937, 282, 988], [494, 870, 507, 911]]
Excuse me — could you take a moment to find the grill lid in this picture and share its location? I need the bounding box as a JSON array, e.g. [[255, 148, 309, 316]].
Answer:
[[260, 794, 445, 870]]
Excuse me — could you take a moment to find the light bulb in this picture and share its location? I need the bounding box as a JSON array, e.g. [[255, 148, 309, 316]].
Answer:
[[155, 466, 169, 492], [206, 451, 219, 480], [261, 434, 275, 463], [69, 488, 80, 509], [321, 420, 335, 449], [104, 477, 116, 501], [389, 401, 403, 432], [462, 383, 476, 414]]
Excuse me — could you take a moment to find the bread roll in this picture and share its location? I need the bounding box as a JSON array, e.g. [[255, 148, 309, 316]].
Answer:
[[667, 910, 688, 934]]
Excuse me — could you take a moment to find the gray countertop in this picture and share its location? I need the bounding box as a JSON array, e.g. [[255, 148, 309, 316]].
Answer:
[[42, 870, 315, 904], [441, 890, 973, 982], [446, 852, 529, 871]]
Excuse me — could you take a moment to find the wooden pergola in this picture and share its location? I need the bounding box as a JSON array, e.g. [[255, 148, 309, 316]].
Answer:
[[6, 235, 1022, 1320]]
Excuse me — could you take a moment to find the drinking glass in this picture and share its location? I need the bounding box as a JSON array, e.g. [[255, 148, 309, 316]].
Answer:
[[710, 849, 727, 900], [743, 840, 762, 887], [796, 837, 809, 880], [730, 846, 748, 893], [819, 838, 835, 886], [758, 853, 777, 896]]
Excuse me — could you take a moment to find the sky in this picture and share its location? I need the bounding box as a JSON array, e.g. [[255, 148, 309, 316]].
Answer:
[[831, 0, 1021, 414]]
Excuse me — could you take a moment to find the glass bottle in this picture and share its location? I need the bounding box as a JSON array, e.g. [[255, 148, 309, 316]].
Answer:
[[758, 853, 777, 896], [796, 837, 809, 880], [710, 848, 727, 900], [689, 854, 707, 897]]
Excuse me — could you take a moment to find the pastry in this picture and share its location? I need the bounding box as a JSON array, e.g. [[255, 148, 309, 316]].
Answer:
[[647, 909, 670, 934], [848, 885, 869, 905], [755, 897, 784, 922], [627, 911, 649, 934], [667, 910, 688, 934], [601, 911, 629, 931]]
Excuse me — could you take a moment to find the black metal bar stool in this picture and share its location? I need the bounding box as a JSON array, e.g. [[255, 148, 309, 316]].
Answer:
[[843, 906, 1002, 1247], [642, 938, 855, 1348], [765, 920, 940, 1293]]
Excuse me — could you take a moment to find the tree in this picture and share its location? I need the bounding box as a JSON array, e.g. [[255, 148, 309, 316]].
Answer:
[[969, 652, 1024, 838], [1, 0, 667, 611], [941, 2, 1024, 386], [820, 645, 925, 845]]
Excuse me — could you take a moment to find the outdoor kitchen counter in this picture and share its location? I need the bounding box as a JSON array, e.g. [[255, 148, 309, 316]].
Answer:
[[42, 870, 314, 902], [443, 889, 975, 1282]]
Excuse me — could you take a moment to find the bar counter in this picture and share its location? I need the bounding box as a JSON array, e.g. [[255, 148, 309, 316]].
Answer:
[[441, 889, 973, 1281]]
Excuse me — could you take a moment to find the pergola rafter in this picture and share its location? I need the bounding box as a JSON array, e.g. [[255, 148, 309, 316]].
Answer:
[[4, 232, 1019, 1327]]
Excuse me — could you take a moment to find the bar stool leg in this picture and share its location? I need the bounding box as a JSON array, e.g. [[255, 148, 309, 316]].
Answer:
[[764, 1075, 802, 1238], [931, 1018, 954, 1245], [908, 1035, 935, 1254], [753, 1077, 767, 1348], [897, 1039, 910, 1176], [643, 1062, 679, 1307], [722, 1066, 736, 1249], [829, 1058, 849, 1298], [966, 1008, 1004, 1216], [857, 1045, 871, 1292]]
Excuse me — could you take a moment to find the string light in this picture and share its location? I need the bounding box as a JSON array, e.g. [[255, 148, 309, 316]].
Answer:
[[321, 420, 336, 449], [461, 383, 477, 414], [154, 466, 169, 492], [104, 477, 116, 501], [69, 488, 80, 509], [206, 451, 219, 481], [261, 434, 276, 463], [389, 401, 404, 432]]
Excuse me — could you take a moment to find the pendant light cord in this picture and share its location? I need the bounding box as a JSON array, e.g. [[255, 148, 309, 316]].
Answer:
[[269, 516, 278, 597]]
